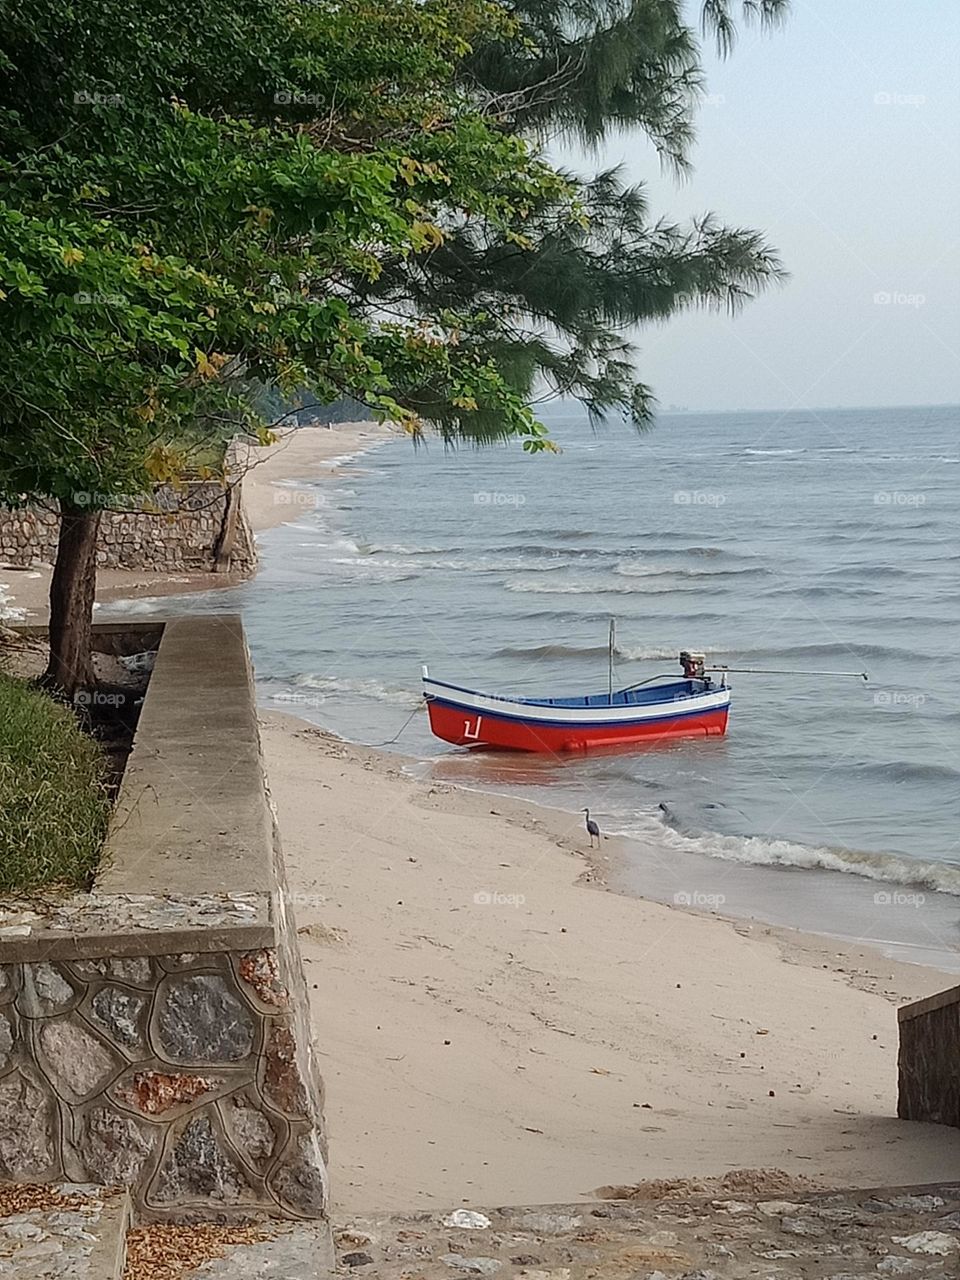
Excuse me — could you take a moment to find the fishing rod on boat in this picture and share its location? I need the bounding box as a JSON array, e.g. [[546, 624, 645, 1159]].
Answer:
[[706, 665, 869, 681], [617, 653, 869, 694]]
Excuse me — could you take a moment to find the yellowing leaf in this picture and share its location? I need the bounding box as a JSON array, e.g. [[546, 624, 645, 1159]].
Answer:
[[61, 247, 85, 266], [411, 221, 444, 249], [193, 349, 230, 381], [398, 156, 419, 186], [244, 204, 274, 229]]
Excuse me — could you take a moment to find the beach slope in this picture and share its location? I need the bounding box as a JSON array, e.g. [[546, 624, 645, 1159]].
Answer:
[[262, 714, 960, 1215]]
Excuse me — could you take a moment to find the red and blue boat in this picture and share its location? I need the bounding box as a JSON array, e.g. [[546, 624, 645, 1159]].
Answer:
[[422, 651, 730, 753]]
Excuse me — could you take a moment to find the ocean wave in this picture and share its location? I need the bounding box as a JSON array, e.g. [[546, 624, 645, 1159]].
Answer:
[[522, 528, 599, 540], [288, 674, 420, 707], [485, 638, 928, 669], [618, 645, 722, 661], [742, 447, 806, 457], [491, 642, 687, 661], [614, 561, 765, 580], [366, 554, 570, 575], [493, 643, 619, 660], [492, 543, 603, 558], [493, 641, 732, 662], [504, 576, 726, 596], [327, 559, 420, 583], [715, 641, 928, 662], [647, 806, 960, 896], [848, 760, 960, 785], [764, 584, 885, 600], [370, 543, 453, 555]]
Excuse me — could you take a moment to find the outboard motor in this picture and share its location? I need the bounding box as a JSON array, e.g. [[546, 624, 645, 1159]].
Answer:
[[680, 650, 707, 682]]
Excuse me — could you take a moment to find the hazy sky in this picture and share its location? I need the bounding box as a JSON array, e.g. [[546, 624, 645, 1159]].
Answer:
[[565, 0, 960, 412]]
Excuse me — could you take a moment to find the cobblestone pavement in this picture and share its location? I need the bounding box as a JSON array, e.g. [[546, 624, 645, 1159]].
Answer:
[[324, 1184, 960, 1279], [6, 1181, 960, 1279]]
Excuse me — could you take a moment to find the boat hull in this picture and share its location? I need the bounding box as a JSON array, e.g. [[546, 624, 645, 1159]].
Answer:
[[424, 678, 730, 753]]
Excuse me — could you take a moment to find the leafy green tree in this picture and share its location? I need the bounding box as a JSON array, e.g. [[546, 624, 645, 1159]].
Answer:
[[0, 0, 564, 688], [359, 0, 790, 433], [0, 0, 788, 691]]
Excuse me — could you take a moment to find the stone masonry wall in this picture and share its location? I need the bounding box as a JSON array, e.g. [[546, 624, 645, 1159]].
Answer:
[[0, 483, 256, 574], [0, 935, 326, 1222], [0, 618, 328, 1227], [898, 984, 960, 1128]]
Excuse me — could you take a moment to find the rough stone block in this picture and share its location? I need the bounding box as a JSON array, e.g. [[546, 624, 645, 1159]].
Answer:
[[0, 1069, 59, 1179], [269, 1134, 327, 1217], [237, 949, 289, 1010], [154, 973, 256, 1064], [88, 986, 149, 1052], [113, 1068, 227, 1116], [38, 1017, 122, 1102], [18, 962, 79, 1017], [0, 1008, 16, 1071], [152, 1114, 258, 1205], [219, 1092, 278, 1170], [262, 1024, 308, 1117], [0, 964, 15, 1003], [70, 956, 154, 987], [74, 1104, 157, 1186]]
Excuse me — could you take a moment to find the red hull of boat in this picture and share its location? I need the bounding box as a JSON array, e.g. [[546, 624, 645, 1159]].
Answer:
[[426, 699, 729, 752]]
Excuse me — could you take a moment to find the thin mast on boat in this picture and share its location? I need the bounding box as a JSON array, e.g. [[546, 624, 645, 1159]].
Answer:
[[608, 617, 616, 704]]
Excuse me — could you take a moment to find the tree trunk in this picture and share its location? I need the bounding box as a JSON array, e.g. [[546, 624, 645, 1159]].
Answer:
[[44, 505, 101, 696]]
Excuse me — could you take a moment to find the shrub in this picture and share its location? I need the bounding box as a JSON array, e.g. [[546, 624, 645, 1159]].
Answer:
[[0, 673, 110, 890]]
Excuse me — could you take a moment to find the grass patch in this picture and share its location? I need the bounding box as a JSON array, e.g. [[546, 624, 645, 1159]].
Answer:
[[0, 673, 111, 891]]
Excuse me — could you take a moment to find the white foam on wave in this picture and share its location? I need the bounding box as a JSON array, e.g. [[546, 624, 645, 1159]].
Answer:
[[327, 559, 419, 583], [370, 543, 451, 555], [614, 561, 763, 580], [367, 554, 569, 575], [742, 447, 805, 457], [620, 809, 960, 896], [616, 645, 723, 661], [504, 576, 716, 596], [290, 674, 419, 707]]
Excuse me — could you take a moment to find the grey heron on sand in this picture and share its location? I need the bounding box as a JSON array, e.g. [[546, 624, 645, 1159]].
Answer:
[[582, 808, 601, 848]]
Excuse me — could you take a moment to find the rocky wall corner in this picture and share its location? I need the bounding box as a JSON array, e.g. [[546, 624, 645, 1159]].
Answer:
[[0, 938, 327, 1222]]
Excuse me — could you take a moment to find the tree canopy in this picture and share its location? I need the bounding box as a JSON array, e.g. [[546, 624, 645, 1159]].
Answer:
[[0, 0, 788, 687], [0, 0, 789, 501]]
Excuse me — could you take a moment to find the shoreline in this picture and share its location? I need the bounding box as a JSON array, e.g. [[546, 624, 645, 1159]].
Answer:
[[70, 419, 960, 978], [11, 420, 960, 1211], [263, 712, 960, 1213], [237, 428, 959, 980]]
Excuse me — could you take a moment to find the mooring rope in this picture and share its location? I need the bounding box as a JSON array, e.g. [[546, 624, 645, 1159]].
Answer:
[[365, 698, 425, 747]]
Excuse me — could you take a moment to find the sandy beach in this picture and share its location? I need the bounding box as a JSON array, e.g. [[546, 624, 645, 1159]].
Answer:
[[265, 715, 960, 1214], [234, 429, 960, 1213]]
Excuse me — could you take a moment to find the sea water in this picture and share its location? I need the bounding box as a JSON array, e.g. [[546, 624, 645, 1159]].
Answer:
[[109, 404, 960, 968]]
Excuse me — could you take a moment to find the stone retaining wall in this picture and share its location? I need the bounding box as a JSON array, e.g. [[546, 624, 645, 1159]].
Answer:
[[0, 450, 255, 574], [0, 618, 329, 1228], [898, 982, 960, 1128], [0, 928, 326, 1221]]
